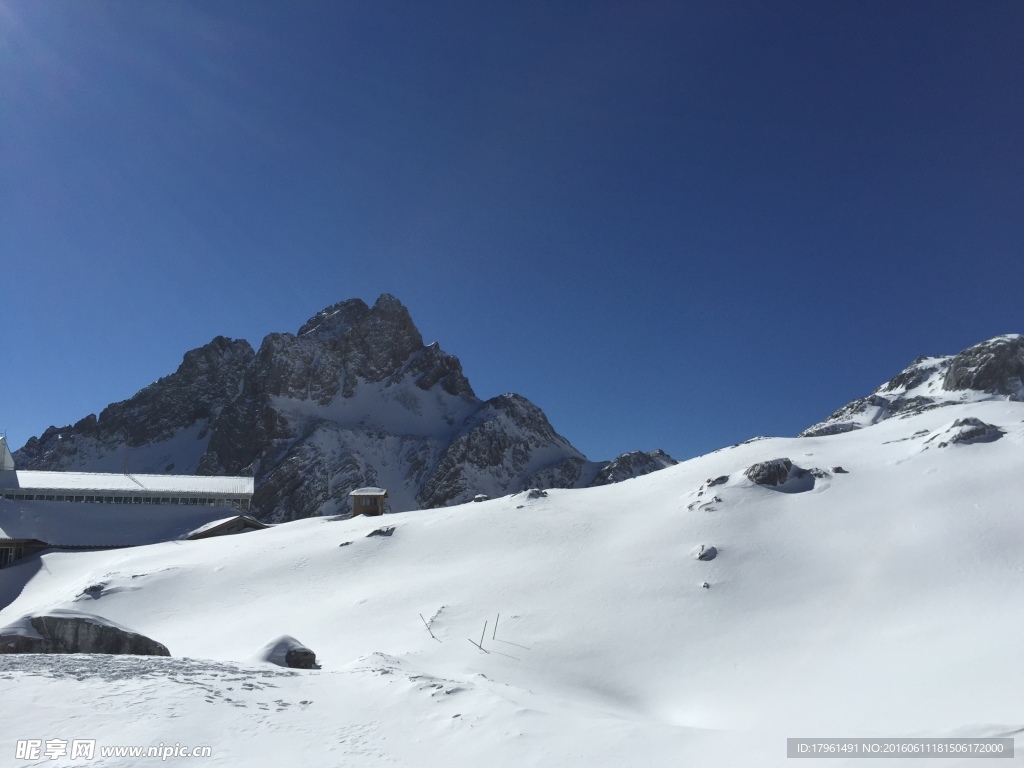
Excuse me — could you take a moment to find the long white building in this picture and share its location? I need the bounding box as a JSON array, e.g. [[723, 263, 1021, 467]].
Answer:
[[0, 436, 256, 568], [0, 436, 253, 510]]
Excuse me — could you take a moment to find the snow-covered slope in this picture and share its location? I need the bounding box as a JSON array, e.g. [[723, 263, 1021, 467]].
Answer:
[[2, 393, 1022, 766], [15, 295, 676, 522]]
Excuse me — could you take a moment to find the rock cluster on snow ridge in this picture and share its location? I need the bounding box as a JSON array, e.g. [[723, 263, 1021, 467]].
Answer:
[[0, 610, 170, 656], [800, 334, 1024, 438], [923, 417, 1003, 450], [16, 294, 678, 522]]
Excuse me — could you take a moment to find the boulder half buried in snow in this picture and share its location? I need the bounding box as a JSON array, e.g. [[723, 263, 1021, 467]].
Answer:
[[258, 635, 319, 669], [744, 459, 794, 486], [0, 609, 170, 655], [744, 459, 815, 493], [692, 544, 718, 561], [924, 418, 1003, 449]]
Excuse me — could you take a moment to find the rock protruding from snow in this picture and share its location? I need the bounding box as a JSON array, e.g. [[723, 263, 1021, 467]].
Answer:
[[744, 459, 794, 487], [744, 459, 816, 493], [257, 635, 319, 669], [692, 544, 718, 561], [924, 418, 1004, 449], [0, 610, 170, 656]]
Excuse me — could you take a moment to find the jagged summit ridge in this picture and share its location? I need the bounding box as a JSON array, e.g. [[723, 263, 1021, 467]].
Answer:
[[15, 295, 675, 521], [801, 334, 1024, 437], [15, 336, 255, 473]]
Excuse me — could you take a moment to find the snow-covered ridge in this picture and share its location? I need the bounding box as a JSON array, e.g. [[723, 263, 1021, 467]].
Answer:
[[2, 396, 1023, 765]]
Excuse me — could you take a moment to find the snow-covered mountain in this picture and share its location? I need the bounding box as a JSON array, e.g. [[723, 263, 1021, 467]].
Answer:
[[14, 295, 676, 521], [2, 334, 1022, 766]]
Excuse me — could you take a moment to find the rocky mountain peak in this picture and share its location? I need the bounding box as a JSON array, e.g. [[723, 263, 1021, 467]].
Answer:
[[341, 294, 425, 383], [801, 333, 1023, 437], [17, 295, 677, 521], [297, 299, 370, 340]]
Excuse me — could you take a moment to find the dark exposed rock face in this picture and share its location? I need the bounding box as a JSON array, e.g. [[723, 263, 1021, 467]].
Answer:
[[418, 394, 583, 509], [943, 336, 1024, 399], [744, 459, 817, 493], [285, 647, 318, 669], [17, 294, 675, 522], [801, 335, 1023, 438], [744, 459, 794, 487], [0, 611, 170, 656], [15, 337, 254, 473]]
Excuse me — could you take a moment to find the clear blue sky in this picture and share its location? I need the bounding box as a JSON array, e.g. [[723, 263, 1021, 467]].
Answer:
[[2, 1, 1023, 462]]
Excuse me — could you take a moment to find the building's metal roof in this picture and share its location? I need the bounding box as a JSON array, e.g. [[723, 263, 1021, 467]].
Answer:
[[349, 487, 388, 496], [0, 470, 253, 496], [186, 515, 269, 539]]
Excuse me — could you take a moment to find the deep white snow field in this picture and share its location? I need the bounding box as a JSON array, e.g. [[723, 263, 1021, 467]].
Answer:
[[2, 400, 1023, 767]]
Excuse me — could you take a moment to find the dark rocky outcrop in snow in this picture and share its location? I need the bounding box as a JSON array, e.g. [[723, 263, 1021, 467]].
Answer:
[[0, 610, 170, 656], [16, 294, 676, 522], [744, 459, 816, 493], [924, 418, 1003, 449], [285, 646, 318, 669], [693, 544, 717, 561], [744, 459, 795, 487], [257, 635, 319, 669], [800, 335, 1023, 437]]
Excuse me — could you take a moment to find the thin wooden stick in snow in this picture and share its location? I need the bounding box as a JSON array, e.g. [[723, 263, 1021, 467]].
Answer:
[[419, 613, 440, 641]]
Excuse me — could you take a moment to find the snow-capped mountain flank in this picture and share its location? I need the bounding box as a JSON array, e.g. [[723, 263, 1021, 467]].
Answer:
[[14, 295, 676, 522], [800, 334, 1024, 437]]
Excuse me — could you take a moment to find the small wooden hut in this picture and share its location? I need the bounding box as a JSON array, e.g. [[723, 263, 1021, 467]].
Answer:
[[348, 487, 388, 517]]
